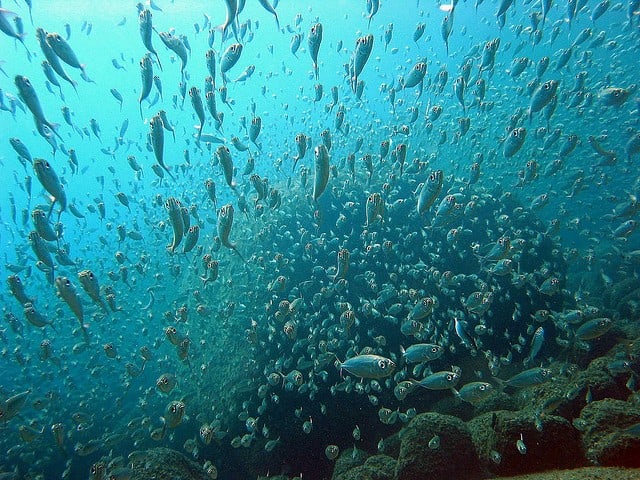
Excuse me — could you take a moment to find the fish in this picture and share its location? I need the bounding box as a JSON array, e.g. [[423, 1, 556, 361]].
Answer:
[[216, 146, 236, 188], [575, 317, 613, 341], [349, 34, 374, 93], [453, 382, 494, 404], [529, 80, 559, 121], [15, 76, 63, 142], [220, 43, 243, 84], [413, 370, 461, 390], [183, 225, 200, 254], [138, 54, 154, 119], [78, 270, 109, 313], [217, 0, 239, 41], [164, 197, 184, 253], [158, 32, 188, 73], [495, 367, 553, 389], [308, 23, 323, 80], [189, 87, 206, 141], [290, 33, 302, 57], [0, 390, 30, 423], [312, 144, 330, 201], [401, 344, 444, 364], [7, 275, 33, 305], [339, 354, 396, 379], [32, 159, 67, 215], [417, 170, 443, 214], [149, 114, 174, 180], [503, 127, 527, 158], [54, 276, 89, 342], [217, 204, 244, 261], [23, 302, 56, 330], [257, 0, 280, 29], [45, 33, 86, 74], [399, 61, 427, 96], [139, 9, 162, 70]]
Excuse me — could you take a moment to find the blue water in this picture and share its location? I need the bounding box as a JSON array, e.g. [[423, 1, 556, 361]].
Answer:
[[1, 0, 640, 479]]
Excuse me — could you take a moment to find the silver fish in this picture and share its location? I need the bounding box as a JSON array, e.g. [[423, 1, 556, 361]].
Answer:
[[308, 23, 323, 80], [313, 144, 330, 201], [139, 9, 162, 69], [339, 354, 395, 379]]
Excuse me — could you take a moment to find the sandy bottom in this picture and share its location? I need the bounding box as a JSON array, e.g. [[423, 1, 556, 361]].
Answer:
[[488, 467, 640, 480]]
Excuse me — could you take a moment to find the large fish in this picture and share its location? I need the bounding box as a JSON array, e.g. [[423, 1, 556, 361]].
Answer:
[[189, 87, 205, 141]]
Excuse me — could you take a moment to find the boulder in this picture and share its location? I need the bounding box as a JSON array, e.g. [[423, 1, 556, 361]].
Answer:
[[469, 410, 585, 476], [395, 412, 481, 480], [131, 447, 210, 480], [576, 398, 640, 467]]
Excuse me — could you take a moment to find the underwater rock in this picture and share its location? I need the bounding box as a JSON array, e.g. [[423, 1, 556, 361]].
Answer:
[[130, 447, 210, 480], [603, 277, 640, 309], [469, 410, 585, 476], [575, 399, 640, 467], [333, 454, 396, 480], [395, 412, 481, 480], [331, 447, 369, 480]]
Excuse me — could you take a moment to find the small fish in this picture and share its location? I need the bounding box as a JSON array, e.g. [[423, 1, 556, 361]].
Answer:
[[164, 197, 184, 253], [312, 144, 330, 201], [453, 382, 494, 404], [413, 370, 461, 390], [217, 203, 244, 260], [401, 343, 444, 363], [15, 75, 63, 142], [503, 127, 527, 158], [139, 9, 162, 69], [575, 317, 613, 341], [189, 87, 206, 140], [138, 54, 154, 119], [46, 33, 86, 74], [220, 43, 243, 84], [417, 170, 444, 214], [0, 390, 31, 423], [308, 23, 323, 80], [55, 276, 89, 342], [495, 367, 552, 389]]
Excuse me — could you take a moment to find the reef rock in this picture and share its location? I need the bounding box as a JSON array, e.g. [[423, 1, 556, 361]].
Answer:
[[470, 410, 584, 476], [395, 412, 481, 480], [333, 454, 396, 480], [575, 398, 640, 467], [130, 447, 210, 480]]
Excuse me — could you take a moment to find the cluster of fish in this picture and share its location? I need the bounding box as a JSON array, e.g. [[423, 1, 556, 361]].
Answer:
[[1, 0, 640, 479]]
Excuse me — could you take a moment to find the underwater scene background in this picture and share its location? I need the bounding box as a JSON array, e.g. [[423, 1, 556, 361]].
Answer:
[[1, 0, 640, 479]]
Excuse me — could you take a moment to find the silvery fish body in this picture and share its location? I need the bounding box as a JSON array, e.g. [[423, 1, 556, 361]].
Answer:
[[312, 144, 330, 201], [308, 23, 323, 80], [340, 354, 395, 379]]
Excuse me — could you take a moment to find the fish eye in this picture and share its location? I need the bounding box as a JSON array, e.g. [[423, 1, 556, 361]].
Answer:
[[378, 360, 386, 369], [431, 347, 439, 353], [447, 374, 453, 381]]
